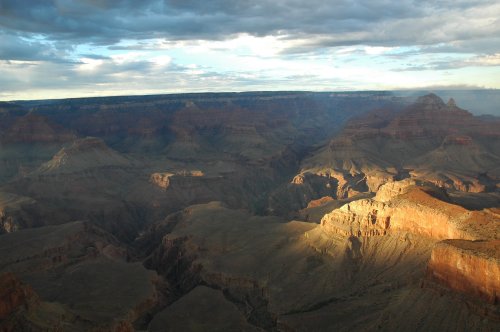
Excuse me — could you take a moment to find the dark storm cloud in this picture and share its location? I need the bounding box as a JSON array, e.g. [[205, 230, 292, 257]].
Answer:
[[0, 0, 498, 55], [0, 0, 499, 99], [0, 32, 62, 61], [79, 53, 110, 60], [1, 1, 412, 41]]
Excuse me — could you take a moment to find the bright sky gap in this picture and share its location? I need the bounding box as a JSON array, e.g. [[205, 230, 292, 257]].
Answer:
[[0, 0, 499, 100]]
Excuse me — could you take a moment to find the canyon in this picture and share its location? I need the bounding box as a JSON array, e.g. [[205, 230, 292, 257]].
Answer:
[[0, 91, 499, 331]]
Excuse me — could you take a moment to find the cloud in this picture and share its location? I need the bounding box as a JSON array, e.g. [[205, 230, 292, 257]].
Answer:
[[0, 1, 498, 52], [0, 50, 253, 100], [394, 53, 500, 72], [0, 0, 499, 99], [0, 32, 65, 61]]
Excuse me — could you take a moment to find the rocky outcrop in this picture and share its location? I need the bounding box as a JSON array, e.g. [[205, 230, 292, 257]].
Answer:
[[300, 94, 500, 195], [382, 93, 476, 140], [320, 181, 498, 240], [0, 273, 38, 320], [146, 201, 495, 331], [373, 179, 418, 202], [150, 170, 204, 190], [409, 170, 491, 193], [268, 172, 339, 215], [0, 92, 498, 330], [0, 221, 159, 330], [150, 172, 175, 189], [0, 221, 124, 274], [321, 199, 392, 237], [307, 196, 334, 208], [2, 113, 75, 143], [427, 240, 500, 304], [149, 286, 262, 332], [320, 180, 500, 309], [37, 137, 132, 174], [447, 97, 457, 108], [0, 192, 39, 233]]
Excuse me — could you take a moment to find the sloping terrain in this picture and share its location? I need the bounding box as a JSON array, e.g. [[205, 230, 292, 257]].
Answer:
[[0, 91, 498, 331], [298, 94, 500, 199], [0, 221, 158, 331], [144, 194, 499, 331], [149, 286, 262, 332]]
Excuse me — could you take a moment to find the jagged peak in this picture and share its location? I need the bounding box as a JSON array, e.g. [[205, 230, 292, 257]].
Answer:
[[415, 93, 446, 108], [447, 98, 457, 108], [63, 137, 109, 153], [37, 137, 131, 174]]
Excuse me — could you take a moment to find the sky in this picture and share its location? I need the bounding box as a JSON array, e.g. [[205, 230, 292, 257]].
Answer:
[[0, 0, 499, 100]]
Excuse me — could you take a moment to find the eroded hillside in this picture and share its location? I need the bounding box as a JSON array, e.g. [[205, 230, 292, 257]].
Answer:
[[0, 92, 498, 331]]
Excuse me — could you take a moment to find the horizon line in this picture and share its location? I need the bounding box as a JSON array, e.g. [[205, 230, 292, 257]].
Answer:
[[4, 88, 499, 104]]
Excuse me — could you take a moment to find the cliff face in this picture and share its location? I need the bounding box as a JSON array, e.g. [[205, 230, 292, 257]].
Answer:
[[300, 94, 500, 196], [18, 92, 397, 158], [427, 240, 500, 304], [0, 192, 39, 233], [320, 181, 499, 241], [0, 92, 401, 220], [320, 178, 500, 310], [144, 200, 500, 331], [150, 172, 174, 189], [0, 92, 498, 330], [150, 170, 205, 190], [0, 273, 38, 320], [149, 286, 262, 332], [382, 94, 477, 140], [2, 113, 75, 143], [0, 221, 159, 330], [268, 172, 339, 215], [37, 137, 132, 174]]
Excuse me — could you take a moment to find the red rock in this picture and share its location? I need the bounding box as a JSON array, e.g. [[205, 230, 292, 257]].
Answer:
[[3, 113, 75, 143], [320, 181, 499, 240], [307, 196, 334, 208], [0, 273, 38, 320], [150, 172, 174, 189], [302, 93, 500, 194], [427, 240, 500, 304]]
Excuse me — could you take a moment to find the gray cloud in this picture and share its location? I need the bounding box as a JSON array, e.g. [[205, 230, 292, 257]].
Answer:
[[393, 53, 500, 72], [0, 0, 499, 99], [0, 32, 63, 61], [0, 0, 498, 54]]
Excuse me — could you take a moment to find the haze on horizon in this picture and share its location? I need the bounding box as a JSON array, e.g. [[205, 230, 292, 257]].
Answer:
[[1, 0, 499, 101]]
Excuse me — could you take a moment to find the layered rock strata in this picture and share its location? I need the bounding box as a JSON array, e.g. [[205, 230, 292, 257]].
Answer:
[[150, 170, 204, 190], [300, 94, 500, 196], [427, 239, 500, 304], [320, 181, 497, 240], [0, 273, 38, 320]]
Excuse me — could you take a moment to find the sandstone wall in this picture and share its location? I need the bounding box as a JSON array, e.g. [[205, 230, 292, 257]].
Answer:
[[427, 240, 500, 304], [320, 195, 474, 240]]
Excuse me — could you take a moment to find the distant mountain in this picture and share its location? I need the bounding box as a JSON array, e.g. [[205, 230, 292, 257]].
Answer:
[[2, 113, 76, 143], [299, 93, 500, 195], [37, 137, 132, 174], [0, 91, 498, 331], [394, 89, 500, 116]]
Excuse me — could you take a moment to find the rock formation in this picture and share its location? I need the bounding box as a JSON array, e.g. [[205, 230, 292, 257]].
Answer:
[[37, 137, 132, 174], [427, 239, 500, 304], [150, 170, 204, 190], [1, 113, 76, 143], [149, 286, 262, 332], [320, 180, 499, 240], [299, 93, 500, 199], [0, 192, 38, 233], [0, 92, 498, 331], [0, 273, 38, 320], [0, 221, 159, 330]]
